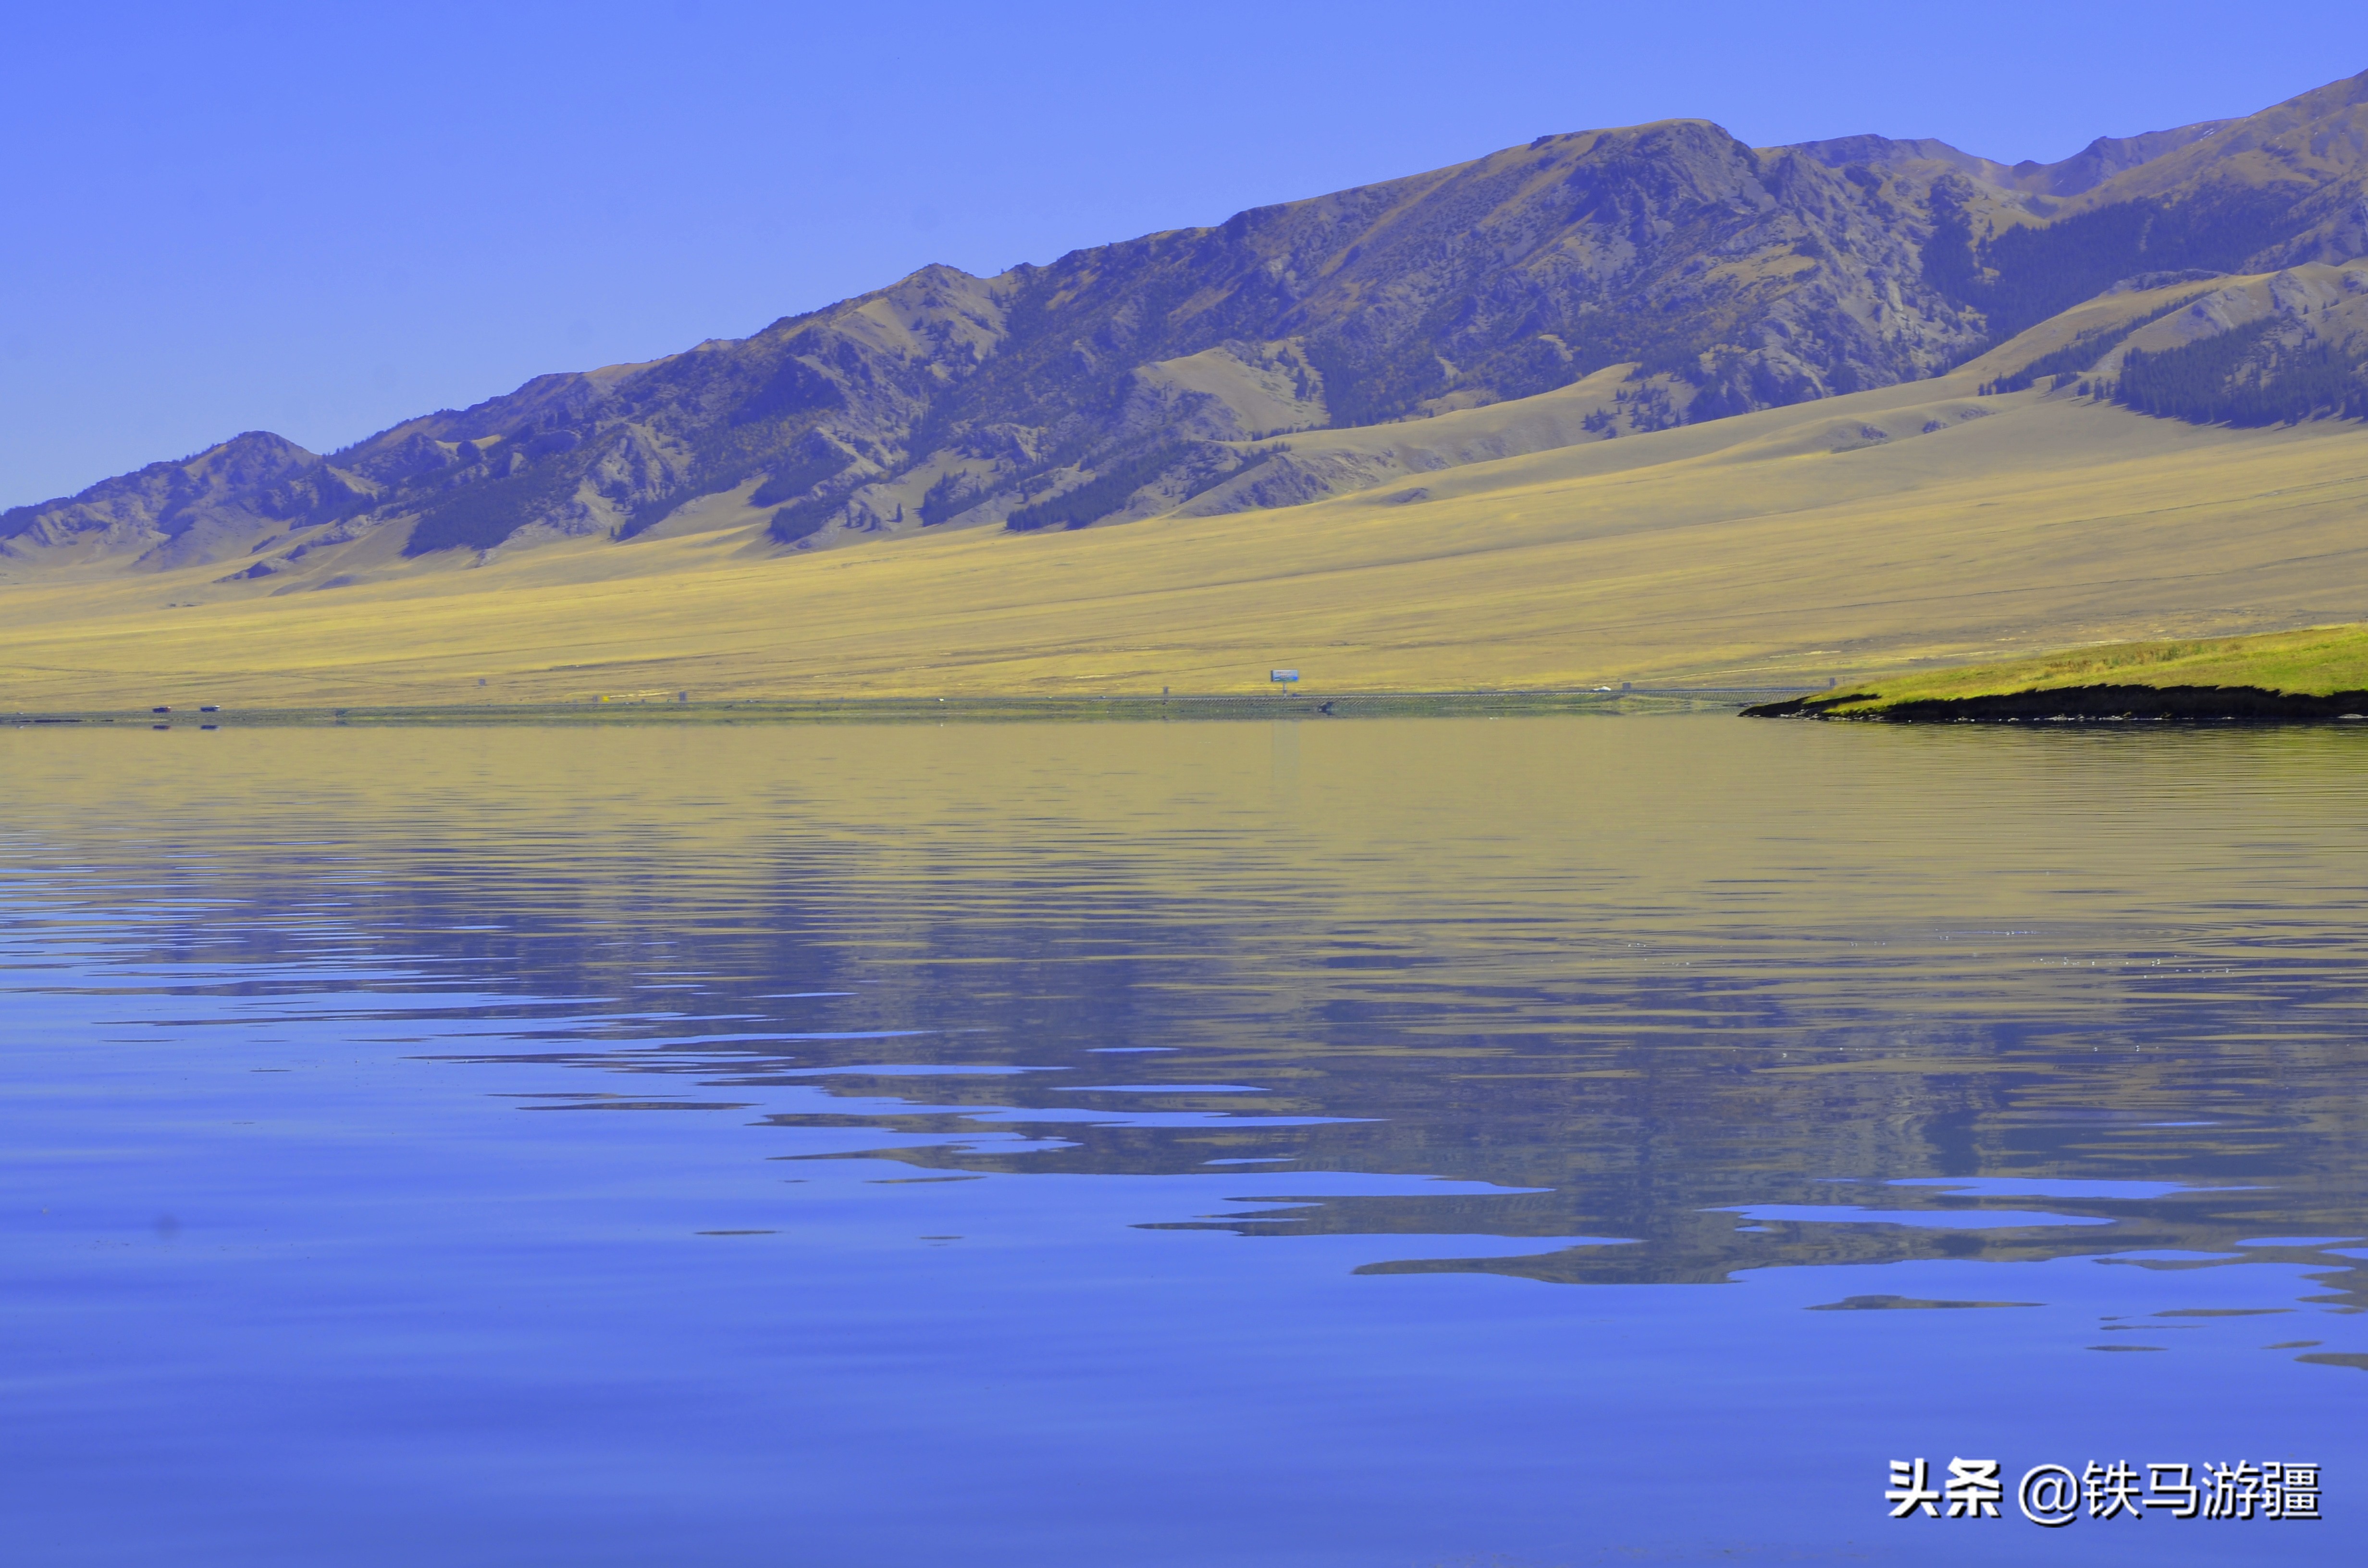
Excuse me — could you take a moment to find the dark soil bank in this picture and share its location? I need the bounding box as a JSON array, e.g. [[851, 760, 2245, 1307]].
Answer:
[[1743, 684, 2368, 723]]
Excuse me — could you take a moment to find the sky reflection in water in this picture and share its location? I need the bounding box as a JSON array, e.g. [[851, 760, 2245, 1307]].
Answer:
[[3, 715, 2365, 1565]]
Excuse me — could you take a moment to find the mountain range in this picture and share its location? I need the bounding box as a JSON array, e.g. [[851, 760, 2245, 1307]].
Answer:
[[5, 70, 2368, 613]]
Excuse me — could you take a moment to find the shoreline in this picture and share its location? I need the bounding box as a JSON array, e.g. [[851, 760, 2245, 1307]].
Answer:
[[1743, 683, 2368, 725], [3, 687, 1808, 728]]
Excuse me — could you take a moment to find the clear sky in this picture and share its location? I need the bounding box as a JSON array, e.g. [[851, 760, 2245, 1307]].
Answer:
[[5, 1, 2363, 506]]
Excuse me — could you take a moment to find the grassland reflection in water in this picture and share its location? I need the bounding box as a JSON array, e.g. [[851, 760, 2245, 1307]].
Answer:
[[5, 714, 2366, 1336]]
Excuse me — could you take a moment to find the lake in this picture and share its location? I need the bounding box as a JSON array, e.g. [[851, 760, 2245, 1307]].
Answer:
[[3, 714, 2362, 1565]]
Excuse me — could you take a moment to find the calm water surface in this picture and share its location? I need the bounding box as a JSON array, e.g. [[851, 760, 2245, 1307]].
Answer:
[[3, 715, 2364, 1565]]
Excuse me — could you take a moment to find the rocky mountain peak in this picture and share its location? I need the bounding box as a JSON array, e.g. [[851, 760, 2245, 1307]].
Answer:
[[13, 72, 2368, 591]]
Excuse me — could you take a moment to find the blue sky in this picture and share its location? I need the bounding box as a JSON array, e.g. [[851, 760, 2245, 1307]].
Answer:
[[4, 1, 2362, 505]]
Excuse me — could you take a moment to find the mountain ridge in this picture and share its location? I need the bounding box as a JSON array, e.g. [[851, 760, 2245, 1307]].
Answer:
[[10, 331, 2366, 710], [8, 69, 2368, 597]]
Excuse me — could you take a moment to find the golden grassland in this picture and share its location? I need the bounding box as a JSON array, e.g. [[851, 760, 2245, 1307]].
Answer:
[[6, 292, 2368, 713], [1809, 623, 2368, 714]]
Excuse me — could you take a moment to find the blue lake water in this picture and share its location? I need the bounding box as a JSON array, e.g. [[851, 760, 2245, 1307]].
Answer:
[[3, 714, 2363, 1564]]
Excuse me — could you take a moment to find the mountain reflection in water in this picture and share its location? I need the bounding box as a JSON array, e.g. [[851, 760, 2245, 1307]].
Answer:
[[4, 715, 2363, 1564]]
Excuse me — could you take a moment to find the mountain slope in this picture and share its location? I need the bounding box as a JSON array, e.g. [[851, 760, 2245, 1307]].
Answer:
[[0, 432, 362, 572], [1894, 69, 2368, 343], [9, 69, 2368, 602], [6, 119, 2000, 578], [1795, 118, 2231, 208], [2064, 70, 2368, 266], [9, 311, 2368, 711]]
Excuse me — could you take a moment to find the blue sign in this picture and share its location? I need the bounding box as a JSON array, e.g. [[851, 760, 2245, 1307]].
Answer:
[[1270, 669, 1299, 683]]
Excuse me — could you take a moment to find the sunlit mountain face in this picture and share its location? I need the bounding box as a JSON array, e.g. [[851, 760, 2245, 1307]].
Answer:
[[9, 71, 2365, 588]]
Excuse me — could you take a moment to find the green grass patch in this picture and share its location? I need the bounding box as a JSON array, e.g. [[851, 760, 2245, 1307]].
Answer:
[[1785, 624, 2368, 717]]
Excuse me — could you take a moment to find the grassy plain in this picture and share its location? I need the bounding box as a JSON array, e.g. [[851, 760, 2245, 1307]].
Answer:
[[1800, 623, 2368, 716], [7, 309, 2368, 712]]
